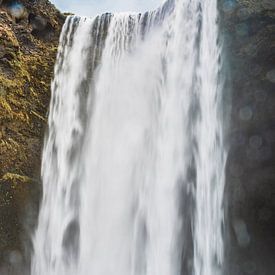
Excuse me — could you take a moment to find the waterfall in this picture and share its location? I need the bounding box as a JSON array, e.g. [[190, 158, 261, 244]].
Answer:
[[31, 0, 226, 275]]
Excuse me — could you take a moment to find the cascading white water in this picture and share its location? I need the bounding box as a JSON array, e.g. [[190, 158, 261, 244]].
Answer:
[[193, 1, 226, 275], [31, 1, 226, 275]]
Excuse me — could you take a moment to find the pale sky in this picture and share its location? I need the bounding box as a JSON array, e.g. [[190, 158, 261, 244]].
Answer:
[[51, 0, 162, 17]]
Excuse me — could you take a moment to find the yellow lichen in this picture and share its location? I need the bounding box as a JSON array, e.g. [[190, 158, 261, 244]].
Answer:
[[1, 173, 32, 183]]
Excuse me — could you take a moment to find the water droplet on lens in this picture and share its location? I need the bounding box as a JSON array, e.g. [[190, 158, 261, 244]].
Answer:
[[233, 219, 250, 247], [236, 23, 249, 36], [249, 135, 262, 149], [223, 0, 236, 12], [266, 69, 275, 83], [8, 251, 22, 265], [237, 8, 250, 20], [239, 106, 253, 121]]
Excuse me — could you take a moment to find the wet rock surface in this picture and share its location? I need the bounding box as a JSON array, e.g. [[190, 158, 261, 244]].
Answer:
[[221, 0, 275, 274], [0, 0, 64, 272]]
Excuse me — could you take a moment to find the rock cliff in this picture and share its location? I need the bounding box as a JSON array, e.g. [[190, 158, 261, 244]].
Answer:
[[0, 0, 64, 272], [221, 0, 275, 274]]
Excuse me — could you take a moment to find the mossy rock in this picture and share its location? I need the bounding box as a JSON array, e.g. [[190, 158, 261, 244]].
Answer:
[[0, 0, 65, 268]]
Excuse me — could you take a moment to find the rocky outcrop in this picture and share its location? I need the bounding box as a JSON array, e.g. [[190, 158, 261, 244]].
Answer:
[[221, 1, 275, 274], [0, 0, 64, 272]]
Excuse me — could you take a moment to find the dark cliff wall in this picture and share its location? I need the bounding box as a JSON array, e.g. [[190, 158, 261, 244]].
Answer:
[[221, 1, 275, 274], [0, 0, 64, 272]]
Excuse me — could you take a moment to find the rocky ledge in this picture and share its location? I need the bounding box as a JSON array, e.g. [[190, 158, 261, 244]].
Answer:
[[0, 0, 64, 272]]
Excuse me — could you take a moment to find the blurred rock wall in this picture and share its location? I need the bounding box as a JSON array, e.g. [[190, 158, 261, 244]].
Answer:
[[221, 1, 275, 274]]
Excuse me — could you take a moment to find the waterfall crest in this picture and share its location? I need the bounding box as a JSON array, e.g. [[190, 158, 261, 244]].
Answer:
[[31, 1, 227, 275]]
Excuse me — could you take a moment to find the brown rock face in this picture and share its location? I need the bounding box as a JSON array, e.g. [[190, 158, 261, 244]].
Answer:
[[0, 0, 64, 272], [221, 0, 275, 274]]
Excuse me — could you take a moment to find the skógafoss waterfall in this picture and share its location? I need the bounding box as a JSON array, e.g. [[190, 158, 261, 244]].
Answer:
[[31, 0, 227, 274]]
